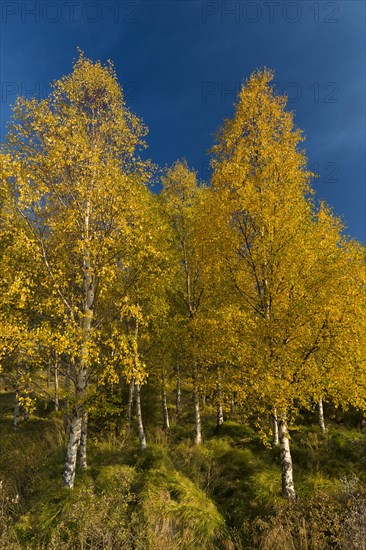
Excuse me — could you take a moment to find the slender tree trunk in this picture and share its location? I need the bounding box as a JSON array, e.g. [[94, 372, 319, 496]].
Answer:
[[62, 365, 88, 487], [127, 379, 134, 434], [62, 274, 94, 489], [132, 308, 146, 449], [272, 408, 279, 447], [193, 385, 202, 445], [54, 358, 59, 413], [318, 398, 326, 433], [217, 399, 224, 431], [62, 367, 89, 487], [62, 198, 93, 488], [79, 411, 88, 470], [115, 379, 123, 437], [22, 366, 30, 421], [162, 384, 170, 431], [62, 366, 88, 488], [63, 359, 71, 435], [47, 358, 51, 388], [175, 366, 181, 419], [278, 417, 296, 500], [13, 390, 20, 429], [13, 366, 20, 430], [216, 368, 224, 431], [135, 382, 147, 450], [62, 408, 82, 488]]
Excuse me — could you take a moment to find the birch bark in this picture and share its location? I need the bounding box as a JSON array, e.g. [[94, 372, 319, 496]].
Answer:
[[318, 398, 326, 433], [62, 199, 94, 488], [127, 379, 134, 434], [79, 411, 88, 470], [54, 359, 59, 413], [135, 383, 147, 450], [175, 366, 181, 419], [272, 408, 279, 447], [216, 367, 224, 431], [278, 417, 296, 500], [193, 375, 202, 445], [162, 384, 170, 430]]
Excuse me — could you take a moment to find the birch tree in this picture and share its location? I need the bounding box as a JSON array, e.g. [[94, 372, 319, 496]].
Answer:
[[95, 192, 172, 445], [209, 69, 317, 499], [161, 161, 207, 444], [2, 53, 153, 488]]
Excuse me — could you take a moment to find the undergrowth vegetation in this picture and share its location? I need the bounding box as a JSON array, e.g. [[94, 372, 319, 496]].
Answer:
[[1, 390, 366, 549], [1, 57, 366, 549]]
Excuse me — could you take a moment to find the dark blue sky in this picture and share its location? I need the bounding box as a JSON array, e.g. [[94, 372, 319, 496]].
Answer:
[[1, 0, 365, 242]]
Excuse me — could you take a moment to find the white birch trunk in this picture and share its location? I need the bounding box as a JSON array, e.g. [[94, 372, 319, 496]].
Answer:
[[318, 398, 326, 433], [278, 417, 296, 500], [272, 408, 279, 447], [63, 359, 71, 435], [162, 385, 170, 430], [62, 409, 82, 488], [194, 386, 202, 445], [47, 359, 51, 388], [54, 358, 59, 413], [132, 309, 146, 449], [217, 400, 224, 431], [79, 411, 88, 470], [127, 379, 134, 434], [62, 199, 93, 488], [175, 367, 181, 419], [23, 366, 29, 421], [135, 382, 147, 450], [62, 367, 89, 488], [62, 369, 90, 487], [216, 368, 224, 430]]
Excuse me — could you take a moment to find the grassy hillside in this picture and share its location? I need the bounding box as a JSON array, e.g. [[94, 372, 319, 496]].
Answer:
[[1, 390, 366, 549]]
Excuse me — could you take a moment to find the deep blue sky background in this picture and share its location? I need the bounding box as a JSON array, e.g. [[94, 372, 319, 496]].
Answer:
[[1, 0, 365, 242]]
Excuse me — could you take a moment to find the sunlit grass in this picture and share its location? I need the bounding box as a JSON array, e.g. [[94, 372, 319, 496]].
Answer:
[[1, 392, 366, 548]]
